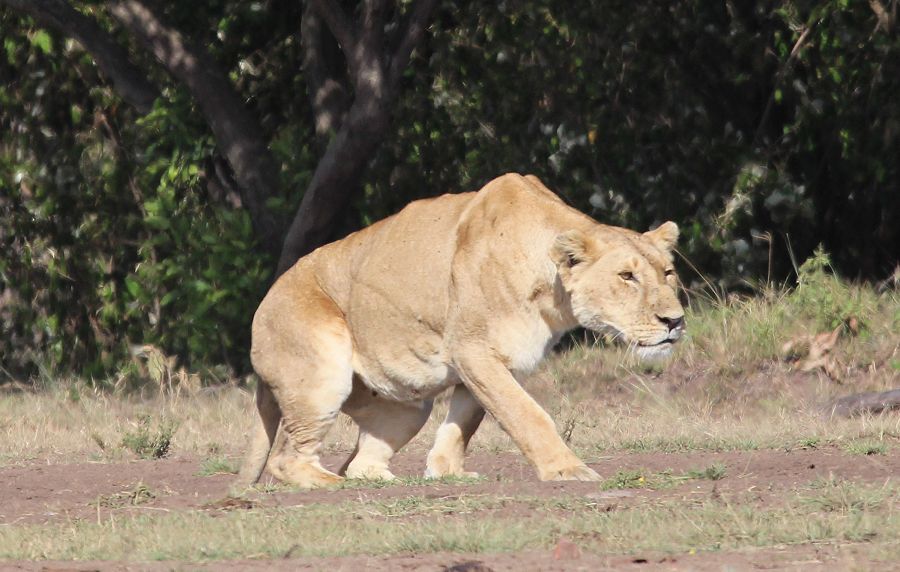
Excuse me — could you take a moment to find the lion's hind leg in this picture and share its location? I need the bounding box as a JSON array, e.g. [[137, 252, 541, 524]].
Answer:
[[234, 383, 282, 489], [251, 289, 354, 489], [340, 382, 433, 480]]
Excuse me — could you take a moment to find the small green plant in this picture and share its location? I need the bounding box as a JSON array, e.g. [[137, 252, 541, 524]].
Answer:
[[120, 415, 177, 459], [601, 464, 729, 491], [803, 476, 887, 513], [198, 456, 238, 476], [600, 469, 678, 490], [601, 469, 649, 490], [790, 246, 870, 331], [843, 440, 888, 456], [686, 462, 727, 481], [67, 384, 81, 403], [797, 437, 821, 450]]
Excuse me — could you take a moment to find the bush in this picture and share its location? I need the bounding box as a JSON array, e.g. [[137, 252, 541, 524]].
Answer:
[[790, 246, 875, 331]]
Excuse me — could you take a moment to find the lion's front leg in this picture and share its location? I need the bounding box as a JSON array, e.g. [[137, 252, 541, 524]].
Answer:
[[452, 348, 600, 482], [425, 384, 485, 478]]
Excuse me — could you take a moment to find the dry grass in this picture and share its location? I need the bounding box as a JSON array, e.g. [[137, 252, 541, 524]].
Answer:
[[1, 276, 898, 466], [0, 386, 256, 465], [2, 372, 898, 468]]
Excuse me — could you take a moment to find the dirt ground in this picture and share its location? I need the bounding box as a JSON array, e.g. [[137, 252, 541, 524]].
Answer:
[[1, 448, 897, 570], [1, 546, 892, 572]]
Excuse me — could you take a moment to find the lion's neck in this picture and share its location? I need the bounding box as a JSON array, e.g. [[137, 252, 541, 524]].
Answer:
[[537, 273, 579, 335]]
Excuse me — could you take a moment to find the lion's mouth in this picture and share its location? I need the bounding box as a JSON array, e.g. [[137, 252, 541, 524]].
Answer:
[[640, 339, 675, 348], [635, 338, 677, 361], [593, 322, 680, 355]]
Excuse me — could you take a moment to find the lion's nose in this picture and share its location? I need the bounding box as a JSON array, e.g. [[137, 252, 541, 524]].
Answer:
[[658, 315, 685, 332]]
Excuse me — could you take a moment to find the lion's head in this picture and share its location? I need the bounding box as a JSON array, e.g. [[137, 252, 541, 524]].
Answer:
[[553, 221, 685, 359]]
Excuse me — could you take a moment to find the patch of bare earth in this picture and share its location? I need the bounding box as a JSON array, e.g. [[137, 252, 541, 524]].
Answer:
[[1, 544, 891, 572], [0, 449, 896, 570], [1, 449, 897, 526]]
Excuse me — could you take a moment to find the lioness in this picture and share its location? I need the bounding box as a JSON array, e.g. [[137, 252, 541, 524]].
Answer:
[[237, 173, 684, 488]]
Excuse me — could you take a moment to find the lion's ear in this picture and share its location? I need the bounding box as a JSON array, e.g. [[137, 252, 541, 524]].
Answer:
[[644, 221, 679, 252], [552, 230, 591, 268]]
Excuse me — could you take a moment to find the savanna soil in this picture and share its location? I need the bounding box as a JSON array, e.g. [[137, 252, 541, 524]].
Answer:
[[1, 448, 897, 571]]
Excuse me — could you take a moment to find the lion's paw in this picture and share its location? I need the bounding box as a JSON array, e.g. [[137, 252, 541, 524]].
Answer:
[[424, 452, 477, 479], [273, 456, 344, 488], [345, 464, 396, 481], [543, 464, 601, 482], [424, 467, 479, 480]]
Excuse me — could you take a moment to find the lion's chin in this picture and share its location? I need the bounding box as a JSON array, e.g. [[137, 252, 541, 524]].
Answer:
[[635, 340, 675, 362]]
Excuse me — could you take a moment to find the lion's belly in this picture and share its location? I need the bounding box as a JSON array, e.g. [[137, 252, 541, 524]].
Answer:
[[351, 347, 458, 402], [344, 278, 459, 401]]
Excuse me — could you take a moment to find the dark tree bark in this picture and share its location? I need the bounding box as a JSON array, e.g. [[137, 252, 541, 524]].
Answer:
[[107, 0, 284, 259], [0, 0, 159, 113], [300, 2, 351, 138], [276, 0, 439, 274]]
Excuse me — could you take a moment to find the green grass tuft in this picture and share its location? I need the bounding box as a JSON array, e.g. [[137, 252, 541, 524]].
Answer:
[[843, 440, 889, 456], [686, 462, 728, 481], [198, 456, 238, 476], [120, 415, 178, 459]]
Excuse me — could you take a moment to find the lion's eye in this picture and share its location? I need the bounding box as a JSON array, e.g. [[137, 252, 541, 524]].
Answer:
[[664, 269, 675, 277], [619, 271, 636, 282]]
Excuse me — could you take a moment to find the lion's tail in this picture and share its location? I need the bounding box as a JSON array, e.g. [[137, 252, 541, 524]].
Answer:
[[234, 383, 281, 489]]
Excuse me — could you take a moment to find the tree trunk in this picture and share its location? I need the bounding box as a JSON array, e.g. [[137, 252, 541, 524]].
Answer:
[[277, 0, 439, 275], [828, 389, 900, 418], [276, 101, 389, 274], [301, 2, 350, 138]]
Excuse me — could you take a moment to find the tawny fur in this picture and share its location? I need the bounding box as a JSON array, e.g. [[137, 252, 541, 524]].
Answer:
[[236, 173, 685, 488]]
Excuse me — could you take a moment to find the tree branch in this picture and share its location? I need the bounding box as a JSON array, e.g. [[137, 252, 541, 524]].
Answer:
[[309, 0, 357, 69], [301, 2, 350, 138], [107, 0, 284, 257], [387, 0, 438, 89], [869, 0, 894, 32], [360, 0, 387, 53], [752, 24, 812, 147], [276, 102, 390, 275], [828, 388, 900, 417], [0, 0, 159, 113], [278, 0, 441, 274]]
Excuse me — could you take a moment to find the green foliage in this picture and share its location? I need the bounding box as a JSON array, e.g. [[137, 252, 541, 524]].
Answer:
[[120, 415, 178, 459], [0, 18, 270, 379], [790, 246, 872, 330], [120, 97, 272, 368]]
